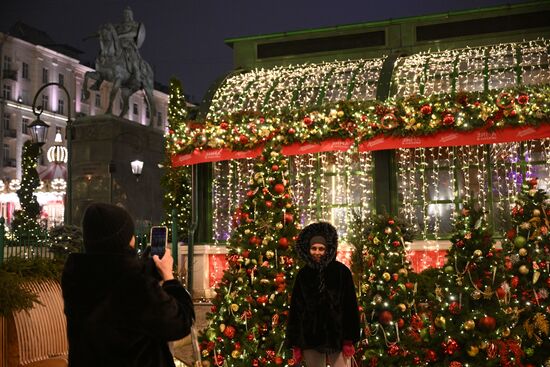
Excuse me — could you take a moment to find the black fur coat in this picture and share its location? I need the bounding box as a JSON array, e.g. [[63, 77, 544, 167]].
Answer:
[[286, 222, 360, 352], [62, 252, 194, 367]]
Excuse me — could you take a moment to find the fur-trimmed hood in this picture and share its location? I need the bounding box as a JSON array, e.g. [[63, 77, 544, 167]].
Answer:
[[296, 222, 338, 269]]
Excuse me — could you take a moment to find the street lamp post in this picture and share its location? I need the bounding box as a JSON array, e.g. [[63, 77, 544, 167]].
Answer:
[[31, 82, 73, 225]]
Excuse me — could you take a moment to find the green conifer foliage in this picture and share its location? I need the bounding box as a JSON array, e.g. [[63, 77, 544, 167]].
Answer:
[[502, 178, 550, 367], [198, 144, 300, 366], [11, 141, 45, 240], [162, 78, 191, 240], [427, 202, 521, 366], [350, 213, 417, 366]]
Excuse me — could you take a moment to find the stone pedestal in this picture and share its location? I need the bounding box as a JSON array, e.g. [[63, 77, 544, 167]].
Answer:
[[71, 115, 165, 228]]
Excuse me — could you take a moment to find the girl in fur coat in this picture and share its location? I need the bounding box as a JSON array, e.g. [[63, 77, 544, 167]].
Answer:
[[286, 222, 360, 367]]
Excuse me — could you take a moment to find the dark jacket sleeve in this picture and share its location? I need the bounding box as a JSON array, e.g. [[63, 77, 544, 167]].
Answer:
[[341, 266, 360, 343], [117, 274, 195, 342], [286, 270, 304, 348]]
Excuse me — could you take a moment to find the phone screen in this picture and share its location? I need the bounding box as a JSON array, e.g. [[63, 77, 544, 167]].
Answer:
[[150, 226, 167, 258]]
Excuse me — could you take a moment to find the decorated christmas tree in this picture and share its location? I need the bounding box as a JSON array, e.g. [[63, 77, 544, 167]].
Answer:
[[502, 178, 550, 367], [10, 141, 45, 242], [198, 143, 300, 367], [162, 78, 191, 240], [350, 213, 418, 366], [426, 202, 522, 366]]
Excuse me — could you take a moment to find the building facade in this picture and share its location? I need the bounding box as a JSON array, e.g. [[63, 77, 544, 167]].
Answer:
[[0, 24, 168, 226]]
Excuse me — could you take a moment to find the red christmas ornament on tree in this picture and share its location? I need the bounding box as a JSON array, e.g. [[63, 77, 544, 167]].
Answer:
[[257, 295, 268, 304], [420, 104, 432, 115], [272, 164, 279, 172], [443, 113, 455, 125], [278, 237, 289, 249], [303, 116, 313, 126], [239, 134, 249, 144], [274, 183, 285, 194], [478, 316, 496, 331], [284, 213, 294, 223], [379, 310, 393, 325], [223, 325, 236, 339]]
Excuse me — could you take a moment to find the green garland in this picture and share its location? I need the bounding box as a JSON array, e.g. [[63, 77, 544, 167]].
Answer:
[[0, 257, 64, 316], [167, 85, 549, 155]]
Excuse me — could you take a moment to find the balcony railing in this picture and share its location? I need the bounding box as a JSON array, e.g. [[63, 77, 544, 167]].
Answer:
[[2, 69, 17, 81], [3, 129, 16, 138]]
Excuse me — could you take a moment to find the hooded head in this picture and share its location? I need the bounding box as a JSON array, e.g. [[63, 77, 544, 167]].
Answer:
[[296, 222, 338, 269], [82, 203, 135, 254]]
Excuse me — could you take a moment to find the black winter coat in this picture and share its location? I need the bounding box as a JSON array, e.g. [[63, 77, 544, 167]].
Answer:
[[62, 252, 194, 367], [286, 222, 360, 353]]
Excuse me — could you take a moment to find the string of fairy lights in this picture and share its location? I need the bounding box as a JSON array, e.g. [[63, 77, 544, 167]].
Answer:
[[390, 39, 550, 99], [212, 151, 374, 244], [395, 139, 550, 268]]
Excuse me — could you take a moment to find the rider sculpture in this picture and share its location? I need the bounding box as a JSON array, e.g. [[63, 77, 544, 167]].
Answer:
[[82, 6, 156, 124]]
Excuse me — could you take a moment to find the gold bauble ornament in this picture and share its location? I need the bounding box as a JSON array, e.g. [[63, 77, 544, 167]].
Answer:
[[533, 209, 541, 216], [519, 248, 528, 256], [265, 250, 274, 259], [502, 327, 511, 337], [202, 349, 210, 358], [231, 350, 241, 358], [230, 304, 239, 312], [472, 290, 482, 300], [361, 284, 370, 293], [244, 229, 251, 234], [519, 265, 529, 275], [397, 303, 406, 312], [467, 345, 479, 357], [276, 222, 283, 230], [384, 227, 392, 234], [463, 320, 475, 330], [219, 324, 226, 332], [479, 341, 488, 350], [201, 361, 211, 367], [473, 249, 483, 257], [285, 203, 292, 208], [398, 268, 408, 276], [382, 272, 391, 281], [434, 315, 446, 328]]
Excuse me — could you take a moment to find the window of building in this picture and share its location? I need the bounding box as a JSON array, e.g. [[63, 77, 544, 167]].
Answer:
[[2, 84, 11, 100], [145, 105, 150, 119], [42, 68, 49, 84], [119, 99, 124, 111], [3, 113, 10, 130], [133, 103, 138, 115], [22, 62, 29, 80], [157, 112, 162, 127], [42, 94, 49, 110], [2, 56, 12, 71], [58, 73, 64, 86], [22, 118, 29, 135], [58, 99, 64, 114], [3, 144, 9, 163], [95, 94, 101, 108]]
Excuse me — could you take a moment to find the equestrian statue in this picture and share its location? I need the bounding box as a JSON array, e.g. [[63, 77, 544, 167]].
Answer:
[[82, 7, 156, 125]]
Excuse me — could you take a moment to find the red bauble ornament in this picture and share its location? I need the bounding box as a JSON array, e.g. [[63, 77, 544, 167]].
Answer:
[[420, 104, 432, 115], [211, 305, 217, 313], [478, 316, 496, 331], [425, 349, 437, 362], [517, 93, 529, 105], [449, 362, 463, 367], [272, 164, 279, 171], [274, 356, 283, 365], [239, 134, 249, 144], [405, 282, 414, 289], [246, 190, 255, 197], [284, 213, 294, 223], [252, 359, 259, 367], [288, 127, 296, 134], [449, 301, 462, 315], [249, 236, 259, 245], [220, 121, 229, 130], [388, 219, 395, 225], [214, 354, 224, 366], [442, 113, 455, 125], [442, 338, 459, 355], [257, 295, 268, 304], [379, 310, 393, 325], [223, 325, 236, 339], [265, 200, 273, 208], [496, 287, 506, 299], [278, 237, 289, 249], [387, 344, 400, 356], [510, 276, 519, 288], [392, 240, 400, 247], [303, 116, 313, 126], [397, 318, 405, 328], [274, 183, 285, 194]]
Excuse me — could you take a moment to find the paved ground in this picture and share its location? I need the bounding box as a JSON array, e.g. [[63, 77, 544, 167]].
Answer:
[[173, 301, 212, 366]]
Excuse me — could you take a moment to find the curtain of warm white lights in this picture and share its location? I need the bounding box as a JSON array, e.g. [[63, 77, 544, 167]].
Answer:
[[212, 151, 374, 243]]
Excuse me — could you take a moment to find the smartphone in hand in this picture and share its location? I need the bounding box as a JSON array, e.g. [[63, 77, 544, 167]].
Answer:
[[150, 226, 168, 258]]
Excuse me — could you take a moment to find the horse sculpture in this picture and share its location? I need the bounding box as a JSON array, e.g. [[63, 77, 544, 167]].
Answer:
[[82, 23, 156, 124]]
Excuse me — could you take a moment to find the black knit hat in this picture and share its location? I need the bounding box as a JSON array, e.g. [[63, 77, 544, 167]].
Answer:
[[82, 203, 135, 254]]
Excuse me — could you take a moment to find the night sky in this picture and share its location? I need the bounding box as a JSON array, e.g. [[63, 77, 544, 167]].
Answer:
[[1, 0, 532, 103]]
